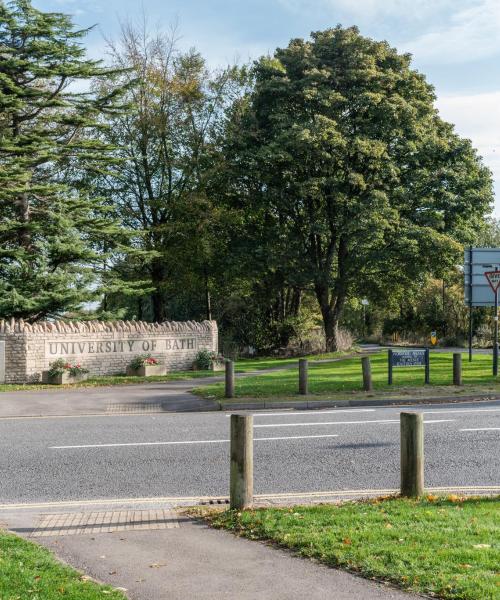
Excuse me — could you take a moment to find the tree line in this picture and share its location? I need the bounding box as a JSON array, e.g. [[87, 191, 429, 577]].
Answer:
[[0, 0, 494, 352]]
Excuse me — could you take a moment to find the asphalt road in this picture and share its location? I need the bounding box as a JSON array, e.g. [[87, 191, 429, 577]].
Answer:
[[0, 400, 498, 506]]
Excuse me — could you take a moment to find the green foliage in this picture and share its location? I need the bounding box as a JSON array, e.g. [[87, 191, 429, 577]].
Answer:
[[222, 26, 493, 351], [195, 349, 219, 370], [0, 0, 132, 320], [48, 359, 89, 377]]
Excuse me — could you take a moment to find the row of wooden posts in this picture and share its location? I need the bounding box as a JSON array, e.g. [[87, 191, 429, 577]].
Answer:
[[224, 353, 464, 398], [229, 411, 425, 509]]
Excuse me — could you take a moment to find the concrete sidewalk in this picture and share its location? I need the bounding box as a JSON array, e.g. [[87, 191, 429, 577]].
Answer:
[[17, 511, 420, 600]]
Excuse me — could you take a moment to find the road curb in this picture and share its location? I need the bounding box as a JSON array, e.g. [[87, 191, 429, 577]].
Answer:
[[218, 393, 500, 411]]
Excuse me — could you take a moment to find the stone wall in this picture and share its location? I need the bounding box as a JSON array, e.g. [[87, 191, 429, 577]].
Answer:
[[0, 318, 218, 383]]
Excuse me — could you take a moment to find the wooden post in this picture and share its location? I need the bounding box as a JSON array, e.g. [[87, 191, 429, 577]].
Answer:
[[225, 360, 235, 399], [361, 356, 372, 391], [453, 353, 462, 386], [230, 414, 253, 509], [298, 359, 308, 395], [400, 412, 424, 497]]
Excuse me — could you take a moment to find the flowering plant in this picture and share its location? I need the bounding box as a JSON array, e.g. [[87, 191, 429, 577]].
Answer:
[[48, 359, 89, 377], [129, 354, 161, 370]]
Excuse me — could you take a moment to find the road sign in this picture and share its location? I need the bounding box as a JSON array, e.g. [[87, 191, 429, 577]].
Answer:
[[464, 248, 500, 306], [485, 271, 500, 293], [430, 331, 437, 346]]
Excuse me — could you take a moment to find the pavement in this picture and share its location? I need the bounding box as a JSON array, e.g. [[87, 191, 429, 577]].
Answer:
[[14, 512, 421, 600], [0, 377, 221, 417]]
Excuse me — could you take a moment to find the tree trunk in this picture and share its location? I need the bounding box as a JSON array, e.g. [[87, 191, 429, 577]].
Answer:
[[150, 259, 166, 322], [316, 285, 344, 352]]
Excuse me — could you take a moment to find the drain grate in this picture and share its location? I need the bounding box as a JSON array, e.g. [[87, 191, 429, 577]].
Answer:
[[31, 509, 179, 537], [200, 498, 229, 506]]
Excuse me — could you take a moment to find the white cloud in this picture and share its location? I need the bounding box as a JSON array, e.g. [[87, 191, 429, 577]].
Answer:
[[437, 90, 500, 214], [403, 0, 500, 64]]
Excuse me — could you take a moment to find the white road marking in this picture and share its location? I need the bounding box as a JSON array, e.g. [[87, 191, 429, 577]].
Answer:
[[423, 408, 500, 414], [254, 419, 455, 428], [50, 433, 340, 449], [226, 409, 376, 417], [460, 428, 500, 432]]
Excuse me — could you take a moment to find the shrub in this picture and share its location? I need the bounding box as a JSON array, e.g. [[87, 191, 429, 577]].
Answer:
[[129, 354, 160, 370], [194, 349, 224, 370]]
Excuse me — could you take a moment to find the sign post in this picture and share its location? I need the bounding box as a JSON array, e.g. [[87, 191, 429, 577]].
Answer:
[[484, 270, 500, 376], [388, 349, 430, 385]]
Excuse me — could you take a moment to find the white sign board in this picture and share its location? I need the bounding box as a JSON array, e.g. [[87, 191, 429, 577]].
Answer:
[[464, 248, 500, 306]]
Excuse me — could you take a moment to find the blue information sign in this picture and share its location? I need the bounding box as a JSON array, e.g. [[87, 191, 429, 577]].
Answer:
[[391, 350, 426, 367], [388, 349, 430, 384]]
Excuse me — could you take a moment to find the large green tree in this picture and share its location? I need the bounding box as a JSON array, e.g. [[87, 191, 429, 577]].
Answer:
[[94, 23, 244, 322], [223, 27, 493, 350], [0, 0, 130, 321]]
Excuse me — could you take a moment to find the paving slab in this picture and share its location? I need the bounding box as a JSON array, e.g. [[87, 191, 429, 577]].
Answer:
[[28, 515, 423, 600]]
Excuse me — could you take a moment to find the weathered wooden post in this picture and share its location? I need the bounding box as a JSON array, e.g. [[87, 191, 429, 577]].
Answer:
[[225, 359, 235, 399], [361, 356, 373, 391], [400, 412, 424, 497], [230, 414, 253, 509], [298, 359, 308, 395], [453, 353, 462, 386]]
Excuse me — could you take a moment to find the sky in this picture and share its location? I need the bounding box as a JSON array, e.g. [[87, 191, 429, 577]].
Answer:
[[35, 0, 500, 215]]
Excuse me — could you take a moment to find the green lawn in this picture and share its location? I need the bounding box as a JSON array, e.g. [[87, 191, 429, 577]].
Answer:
[[0, 352, 356, 393], [0, 529, 126, 599], [207, 496, 500, 600], [234, 350, 356, 372], [194, 351, 500, 399]]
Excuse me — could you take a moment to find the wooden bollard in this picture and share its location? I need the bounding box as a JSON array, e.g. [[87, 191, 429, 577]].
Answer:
[[453, 353, 462, 386], [400, 412, 424, 497], [299, 359, 308, 395], [230, 414, 253, 509], [361, 356, 372, 391], [225, 359, 235, 399]]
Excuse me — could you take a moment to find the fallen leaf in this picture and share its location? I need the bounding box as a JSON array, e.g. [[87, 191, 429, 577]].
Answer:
[[473, 544, 491, 549]]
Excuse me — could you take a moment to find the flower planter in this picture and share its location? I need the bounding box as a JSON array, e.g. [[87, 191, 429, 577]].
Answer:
[[126, 364, 166, 377], [211, 361, 226, 372], [42, 371, 88, 385]]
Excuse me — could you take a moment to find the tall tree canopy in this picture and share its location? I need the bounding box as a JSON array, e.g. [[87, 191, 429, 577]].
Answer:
[[223, 26, 493, 350], [94, 23, 244, 322], [0, 0, 129, 321]]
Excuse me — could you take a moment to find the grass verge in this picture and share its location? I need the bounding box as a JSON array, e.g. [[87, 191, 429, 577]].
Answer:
[[0, 352, 356, 393], [205, 496, 500, 600], [194, 352, 500, 400], [0, 529, 126, 599]]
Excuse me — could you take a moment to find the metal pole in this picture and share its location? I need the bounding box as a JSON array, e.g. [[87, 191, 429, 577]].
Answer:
[[388, 349, 393, 385], [230, 414, 253, 509], [494, 285, 499, 377], [469, 246, 473, 362]]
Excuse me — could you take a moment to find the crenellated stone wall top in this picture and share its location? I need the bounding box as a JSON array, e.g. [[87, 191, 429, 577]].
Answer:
[[0, 318, 216, 336]]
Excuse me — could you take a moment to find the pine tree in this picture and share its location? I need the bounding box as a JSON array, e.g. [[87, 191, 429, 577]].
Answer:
[[0, 0, 132, 321]]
